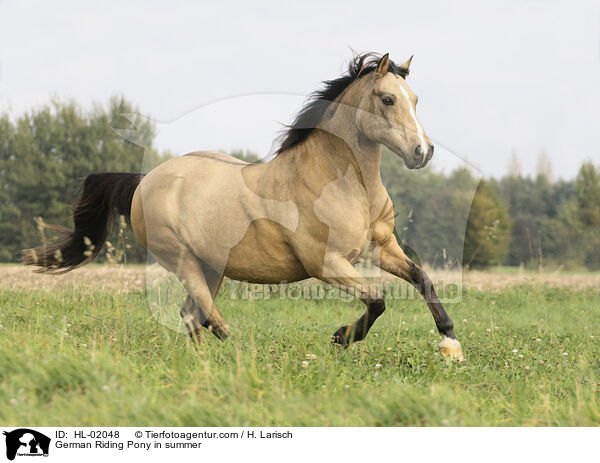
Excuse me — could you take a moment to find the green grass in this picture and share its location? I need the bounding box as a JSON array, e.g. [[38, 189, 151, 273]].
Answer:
[[1, 282, 599, 426]]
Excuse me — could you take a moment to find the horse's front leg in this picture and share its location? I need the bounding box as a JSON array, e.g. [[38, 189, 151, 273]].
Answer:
[[378, 236, 464, 361], [314, 258, 386, 347]]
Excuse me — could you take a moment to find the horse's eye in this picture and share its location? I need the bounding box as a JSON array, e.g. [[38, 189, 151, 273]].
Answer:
[[381, 96, 394, 106]]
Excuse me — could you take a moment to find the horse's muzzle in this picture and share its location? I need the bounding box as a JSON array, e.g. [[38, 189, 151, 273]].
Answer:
[[414, 144, 434, 166]]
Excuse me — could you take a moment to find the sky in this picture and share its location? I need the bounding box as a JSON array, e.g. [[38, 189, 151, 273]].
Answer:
[[0, 0, 599, 179]]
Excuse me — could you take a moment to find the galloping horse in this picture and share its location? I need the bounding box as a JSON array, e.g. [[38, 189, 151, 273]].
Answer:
[[24, 53, 463, 360]]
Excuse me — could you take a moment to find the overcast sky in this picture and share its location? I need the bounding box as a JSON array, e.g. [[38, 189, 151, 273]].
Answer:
[[1, 0, 598, 179]]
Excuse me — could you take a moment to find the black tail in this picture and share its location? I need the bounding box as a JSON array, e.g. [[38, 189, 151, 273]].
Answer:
[[22, 172, 144, 273]]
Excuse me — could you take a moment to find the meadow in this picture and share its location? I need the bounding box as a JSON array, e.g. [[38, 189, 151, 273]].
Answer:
[[0, 265, 599, 426]]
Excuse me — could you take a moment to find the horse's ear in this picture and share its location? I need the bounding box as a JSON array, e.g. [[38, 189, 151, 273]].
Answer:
[[397, 55, 413, 78], [376, 53, 390, 77]]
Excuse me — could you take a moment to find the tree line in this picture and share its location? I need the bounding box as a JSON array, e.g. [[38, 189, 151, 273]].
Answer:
[[380, 149, 600, 270], [0, 97, 598, 270], [0, 97, 168, 263]]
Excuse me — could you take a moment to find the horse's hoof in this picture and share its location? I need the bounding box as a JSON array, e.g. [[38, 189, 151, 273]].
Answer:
[[332, 326, 350, 348], [438, 336, 464, 362]]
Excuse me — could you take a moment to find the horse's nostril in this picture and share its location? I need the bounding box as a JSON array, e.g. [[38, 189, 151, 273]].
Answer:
[[415, 145, 434, 164], [415, 145, 424, 160]]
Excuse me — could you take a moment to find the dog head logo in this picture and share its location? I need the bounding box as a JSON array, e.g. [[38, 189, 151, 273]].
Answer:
[[3, 429, 50, 460]]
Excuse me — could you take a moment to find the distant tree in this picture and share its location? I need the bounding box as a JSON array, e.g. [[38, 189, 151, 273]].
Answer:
[[536, 149, 554, 183], [545, 200, 584, 268], [576, 162, 600, 227], [494, 169, 573, 267], [507, 149, 522, 177], [574, 162, 600, 269], [463, 181, 511, 268], [0, 115, 21, 261]]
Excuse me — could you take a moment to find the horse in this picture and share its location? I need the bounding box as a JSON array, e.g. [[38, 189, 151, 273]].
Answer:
[[23, 52, 463, 361]]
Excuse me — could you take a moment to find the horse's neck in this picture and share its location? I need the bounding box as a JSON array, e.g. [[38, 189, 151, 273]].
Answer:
[[305, 126, 383, 194], [311, 92, 383, 195]]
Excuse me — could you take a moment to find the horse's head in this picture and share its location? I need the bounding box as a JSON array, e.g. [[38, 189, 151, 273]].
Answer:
[[356, 53, 433, 169]]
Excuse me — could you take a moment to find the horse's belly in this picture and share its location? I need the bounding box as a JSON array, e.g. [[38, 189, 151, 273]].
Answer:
[[223, 218, 309, 284]]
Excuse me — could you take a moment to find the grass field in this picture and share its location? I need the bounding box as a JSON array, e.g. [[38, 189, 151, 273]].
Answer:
[[0, 265, 599, 426]]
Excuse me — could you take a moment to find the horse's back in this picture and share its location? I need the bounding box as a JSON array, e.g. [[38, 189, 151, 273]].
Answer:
[[183, 150, 250, 165], [140, 151, 250, 193]]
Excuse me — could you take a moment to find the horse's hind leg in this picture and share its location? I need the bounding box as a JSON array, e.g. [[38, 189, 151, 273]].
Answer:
[[203, 263, 225, 300], [177, 256, 231, 341]]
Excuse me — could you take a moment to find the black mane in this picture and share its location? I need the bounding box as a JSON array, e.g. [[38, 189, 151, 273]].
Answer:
[[276, 52, 405, 155]]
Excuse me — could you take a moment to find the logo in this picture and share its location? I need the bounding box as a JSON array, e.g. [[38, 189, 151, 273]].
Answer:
[[3, 429, 50, 460]]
